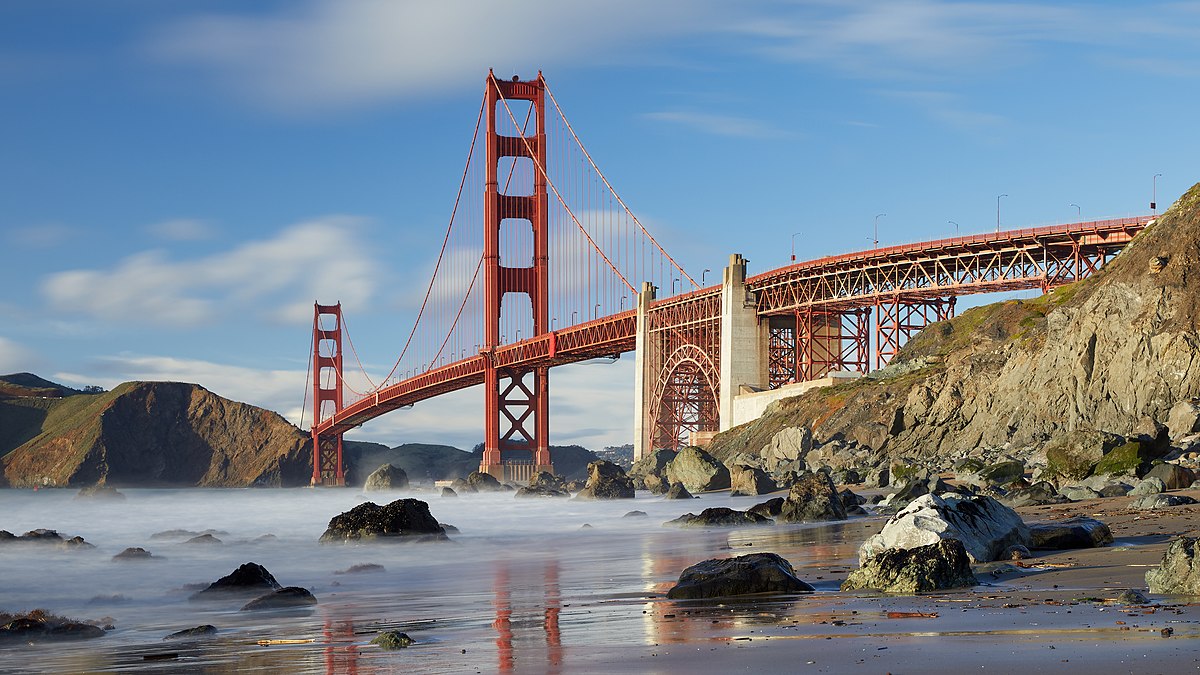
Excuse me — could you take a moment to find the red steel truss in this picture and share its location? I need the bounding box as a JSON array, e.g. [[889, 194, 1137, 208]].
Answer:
[[311, 303, 345, 486], [875, 296, 956, 369], [644, 290, 721, 449]]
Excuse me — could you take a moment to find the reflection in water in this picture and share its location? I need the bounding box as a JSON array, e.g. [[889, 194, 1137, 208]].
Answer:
[[492, 559, 562, 673], [323, 615, 360, 675]]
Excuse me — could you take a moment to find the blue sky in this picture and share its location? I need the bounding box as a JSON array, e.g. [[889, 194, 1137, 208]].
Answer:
[[2, 1, 1197, 451]]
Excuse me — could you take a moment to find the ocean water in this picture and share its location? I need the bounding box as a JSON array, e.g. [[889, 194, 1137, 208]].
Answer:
[[0, 488, 875, 673]]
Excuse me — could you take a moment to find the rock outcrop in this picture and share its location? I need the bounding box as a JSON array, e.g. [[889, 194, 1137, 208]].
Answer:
[[363, 464, 409, 492], [190, 562, 280, 601], [241, 586, 318, 611], [860, 493, 1029, 563], [729, 464, 776, 496], [1147, 537, 1200, 595], [776, 472, 846, 523], [666, 553, 813, 599], [842, 539, 978, 594], [574, 460, 635, 500], [319, 499, 448, 542], [665, 446, 730, 493], [664, 507, 772, 528]]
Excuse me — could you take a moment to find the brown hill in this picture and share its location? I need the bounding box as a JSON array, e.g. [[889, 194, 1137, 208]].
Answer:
[[708, 183, 1200, 472], [1, 381, 311, 488], [0, 373, 83, 399]]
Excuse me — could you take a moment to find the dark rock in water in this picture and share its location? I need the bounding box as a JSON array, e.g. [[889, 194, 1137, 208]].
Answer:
[[666, 552, 813, 599], [748, 497, 784, 518], [563, 479, 587, 492], [580, 523, 593, 529], [623, 510, 648, 518], [839, 488, 868, 515], [842, 539, 978, 594], [241, 586, 317, 611], [319, 498, 448, 543], [184, 533, 223, 545], [1115, 589, 1150, 605], [1028, 516, 1113, 550], [729, 464, 776, 496], [663, 482, 693, 500], [529, 471, 567, 491], [574, 460, 635, 500], [441, 487, 458, 498], [1147, 537, 1200, 595], [665, 446, 731, 493], [190, 562, 281, 600], [515, 484, 569, 498], [74, 485, 126, 501], [0, 610, 106, 643], [449, 479, 477, 494], [1001, 481, 1069, 508], [363, 464, 409, 492], [1145, 462, 1196, 491], [1131, 493, 1199, 510], [334, 563, 385, 575], [0, 529, 93, 548], [371, 631, 414, 649], [113, 547, 157, 561], [465, 471, 505, 492], [438, 523, 459, 534], [163, 625, 217, 641], [777, 472, 846, 523], [150, 528, 227, 541], [665, 507, 773, 528], [254, 534, 277, 543]]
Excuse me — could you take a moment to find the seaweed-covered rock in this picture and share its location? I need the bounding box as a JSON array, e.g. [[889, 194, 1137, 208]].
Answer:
[[0, 610, 106, 643], [664, 507, 772, 528], [371, 631, 414, 649], [574, 460, 635, 500], [976, 460, 1026, 486], [1043, 429, 1122, 482], [190, 562, 281, 600], [363, 464, 409, 492], [1028, 516, 1113, 550], [665, 446, 731, 493], [666, 553, 813, 599], [241, 586, 318, 611], [1094, 441, 1152, 478], [776, 472, 846, 523], [860, 493, 1029, 563], [163, 625, 217, 640], [1147, 537, 1200, 595], [842, 539, 977, 594], [320, 499, 448, 542]]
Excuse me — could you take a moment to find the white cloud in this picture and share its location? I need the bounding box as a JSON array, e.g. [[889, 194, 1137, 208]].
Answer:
[[42, 217, 379, 327], [6, 223, 78, 248], [146, 218, 215, 241], [145, 0, 723, 112], [0, 336, 41, 374], [643, 111, 796, 140]]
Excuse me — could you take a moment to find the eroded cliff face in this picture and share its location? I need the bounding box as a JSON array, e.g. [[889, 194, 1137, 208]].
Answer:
[[1, 382, 311, 487], [709, 183, 1200, 468]]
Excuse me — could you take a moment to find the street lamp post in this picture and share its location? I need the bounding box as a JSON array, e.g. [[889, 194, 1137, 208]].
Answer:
[[873, 214, 885, 248], [701, 268, 711, 284], [672, 278, 680, 294], [996, 194, 1008, 233], [949, 220, 959, 236], [1070, 203, 1080, 219], [1152, 174, 1163, 214], [790, 232, 803, 262]]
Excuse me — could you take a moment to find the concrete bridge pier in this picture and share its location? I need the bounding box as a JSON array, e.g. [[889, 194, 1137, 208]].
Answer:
[[718, 254, 767, 432]]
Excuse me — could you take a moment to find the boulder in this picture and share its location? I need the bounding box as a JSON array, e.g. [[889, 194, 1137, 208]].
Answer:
[[1094, 441, 1153, 479], [863, 466, 890, 489], [1145, 462, 1197, 491], [0, 611, 106, 643], [1043, 428, 1122, 482], [1129, 476, 1167, 496], [514, 484, 569, 498], [664, 507, 773, 528], [163, 625, 217, 640], [840, 488, 868, 515], [887, 476, 954, 510], [241, 586, 317, 611], [629, 449, 675, 489], [763, 427, 812, 474], [643, 473, 669, 494], [574, 460, 635, 500], [363, 464, 409, 492], [190, 562, 280, 600], [1130, 493, 1199, 510], [441, 487, 457, 498], [748, 497, 784, 519], [112, 547, 157, 561], [74, 486, 126, 501], [666, 552, 813, 599], [449, 478, 477, 494], [665, 446, 731, 493], [776, 471, 846, 523], [729, 464, 776, 497], [530, 471, 567, 491], [1001, 481, 1069, 508], [976, 460, 1027, 486], [860, 493, 1030, 564], [1167, 399, 1200, 442], [1147, 537, 1200, 594], [319, 499, 448, 542], [830, 468, 861, 485], [334, 563, 385, 575], [1061, 485, 1102, 501], [663, 482, 694, 499], [842, 539, 978, 594], [184, 533, 222, 545], [1098, 482, 1133, 497], [465, 471, 505, 492], [623, 510, 648, 518], [1028, 516, 1113, 550]]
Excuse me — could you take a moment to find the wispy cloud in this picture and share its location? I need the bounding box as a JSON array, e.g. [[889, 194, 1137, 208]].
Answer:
[[643, 111, 797, 140], [6, 223, 78, 248], [42, 217, 379, 327], [144, 0, 724, 113], [881, 89, 1007, 132], [0, 337, 41, 374], [146, 218, 215, 241]]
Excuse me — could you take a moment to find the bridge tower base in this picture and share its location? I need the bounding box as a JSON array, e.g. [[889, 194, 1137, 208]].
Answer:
[[311, 302, 345, 487]]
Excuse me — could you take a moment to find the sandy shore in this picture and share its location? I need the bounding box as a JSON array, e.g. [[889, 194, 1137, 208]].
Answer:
[[578, 489, 1200, 675]]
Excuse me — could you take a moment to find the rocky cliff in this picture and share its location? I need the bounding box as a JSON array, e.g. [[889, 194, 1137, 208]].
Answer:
[[0, 380, 311, 488], [709, 183, 1200, 474]]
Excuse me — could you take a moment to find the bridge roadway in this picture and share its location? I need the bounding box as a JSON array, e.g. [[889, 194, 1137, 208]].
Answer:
[[314, 215, 1153, 440]]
